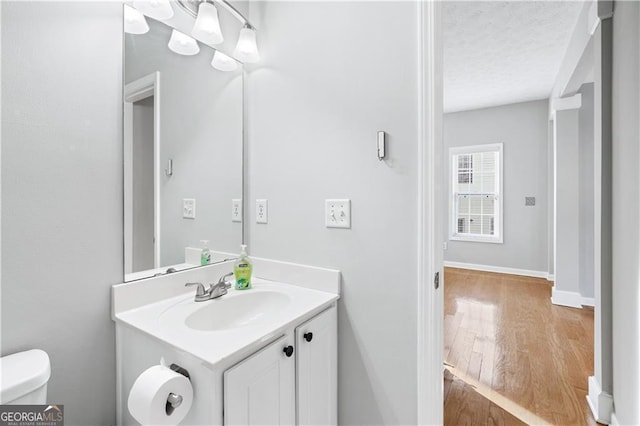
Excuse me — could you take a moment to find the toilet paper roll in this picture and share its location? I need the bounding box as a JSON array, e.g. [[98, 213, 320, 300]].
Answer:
[[128, 365, 193, 426]]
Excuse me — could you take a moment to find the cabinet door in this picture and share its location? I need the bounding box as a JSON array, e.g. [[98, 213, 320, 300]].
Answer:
[[224, 335, 295, 426], [295, 306, 338, 426]]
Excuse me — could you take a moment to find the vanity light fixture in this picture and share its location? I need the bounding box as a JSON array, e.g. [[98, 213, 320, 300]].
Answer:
[[132, 0, 174, 21], [211, 51, 238, 72], [192, 2, 224, 45], [168, 29, 200, 56], [124, 5, 150, 34], [233, 24, 260, 63], [176, 0, 260, 64]]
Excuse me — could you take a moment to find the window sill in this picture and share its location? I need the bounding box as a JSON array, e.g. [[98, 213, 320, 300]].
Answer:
[[449, 235, 503, 244]]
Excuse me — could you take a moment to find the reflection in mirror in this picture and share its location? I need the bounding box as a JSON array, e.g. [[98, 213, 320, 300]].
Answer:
[[124, 13, 243, 282]]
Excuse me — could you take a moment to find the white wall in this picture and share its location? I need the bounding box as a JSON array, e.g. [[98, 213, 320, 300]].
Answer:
[[443, 100, 549, 273], [578, 83, 595, 299], [246, 2, 419, 423], [125, 19, 243, 267], [1, 2, 122, 425], [611, 1, 640, 423]]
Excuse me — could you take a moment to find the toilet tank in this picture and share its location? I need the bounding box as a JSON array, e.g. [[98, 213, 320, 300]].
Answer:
[[0, 349, 51, 404]]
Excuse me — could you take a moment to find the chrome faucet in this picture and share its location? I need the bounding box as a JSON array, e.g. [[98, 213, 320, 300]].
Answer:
[[185, 272, 234, 302]]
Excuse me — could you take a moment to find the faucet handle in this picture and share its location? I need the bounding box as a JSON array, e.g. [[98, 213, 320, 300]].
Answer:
[[217, 272, 234, 287], [185, 282, 206, 297]]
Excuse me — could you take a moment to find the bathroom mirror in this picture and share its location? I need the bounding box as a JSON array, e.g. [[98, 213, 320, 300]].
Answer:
[[123, 9, 243, 282]]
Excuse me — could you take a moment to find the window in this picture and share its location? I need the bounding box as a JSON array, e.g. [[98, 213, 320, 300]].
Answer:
[[449, 143, 503, 243]]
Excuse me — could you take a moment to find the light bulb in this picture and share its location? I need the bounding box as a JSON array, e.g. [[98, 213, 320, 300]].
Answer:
[[192, 2, 224, 45], [124, 5, 149, 35], [233, 25, 260, 63], [168, 29, 200, 56], [132, 0, 174, 21], [211, 51, 238, 72]]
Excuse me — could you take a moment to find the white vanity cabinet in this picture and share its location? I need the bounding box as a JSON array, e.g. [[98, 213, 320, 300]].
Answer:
[[223, 305, 337, 426], [295, 306, 338, 426], [224, 334, 296, 425]]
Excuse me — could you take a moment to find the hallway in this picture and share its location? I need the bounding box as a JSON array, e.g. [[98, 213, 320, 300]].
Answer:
[[444, 268, 598, 425]]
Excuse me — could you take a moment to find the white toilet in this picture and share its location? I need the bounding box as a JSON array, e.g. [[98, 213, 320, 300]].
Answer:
[[0, 349, 51, 404]]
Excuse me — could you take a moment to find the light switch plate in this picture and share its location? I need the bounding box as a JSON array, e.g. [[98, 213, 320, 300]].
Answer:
[[232, 199, 242, 222], [256, 199, 268, 224], [325, 199, 351, 229], [183, 199, 196, 219]]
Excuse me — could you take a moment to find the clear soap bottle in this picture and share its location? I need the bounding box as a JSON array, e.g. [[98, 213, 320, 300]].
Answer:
[[234, 245, 253, 290], [200, 240, 211, 266]]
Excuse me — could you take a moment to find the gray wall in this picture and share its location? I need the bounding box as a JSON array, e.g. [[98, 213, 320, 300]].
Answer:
[[443, 100, 549, 273], [125, 19, 242, 267], [578, 83, 595, 299], [246, 2, 419, 424], [611, 1, 640, 423], [555, 109, 581, 296], [1, 3, 122, 425]]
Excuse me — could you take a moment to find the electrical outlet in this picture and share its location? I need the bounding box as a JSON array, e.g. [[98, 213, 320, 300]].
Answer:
[[232, 199, 242, 222], [325, 199, 351, 229], [183, 199, 196, 219], [256, 199, 268, 224]]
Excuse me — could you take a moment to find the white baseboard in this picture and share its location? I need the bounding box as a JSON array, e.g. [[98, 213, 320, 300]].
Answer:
[[586, 376, 613, 424], [443, 261, 548, 279], [547, 273, 555, 282], [551, 287, 583, 308], [550, 287, 595, 309], [581, 297, 595, 307]]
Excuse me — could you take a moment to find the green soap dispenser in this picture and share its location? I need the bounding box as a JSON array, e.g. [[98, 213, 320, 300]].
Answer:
[[234, 245, 253, 290], [200, 240, 211, 266]]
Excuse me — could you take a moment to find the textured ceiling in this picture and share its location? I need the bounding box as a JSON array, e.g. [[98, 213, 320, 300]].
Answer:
[[444, 1, 584, 113]]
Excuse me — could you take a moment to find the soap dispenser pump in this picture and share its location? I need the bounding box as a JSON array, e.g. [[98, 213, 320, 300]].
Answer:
[[200, 240, 211, 266], [234, 244, 253, 290]]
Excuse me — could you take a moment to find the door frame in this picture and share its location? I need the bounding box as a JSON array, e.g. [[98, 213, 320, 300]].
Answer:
[[417, 1, 444, 424], [123, 72, 161, 273]]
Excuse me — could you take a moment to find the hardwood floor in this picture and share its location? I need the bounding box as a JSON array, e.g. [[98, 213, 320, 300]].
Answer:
[[443, 267, 598, 425]]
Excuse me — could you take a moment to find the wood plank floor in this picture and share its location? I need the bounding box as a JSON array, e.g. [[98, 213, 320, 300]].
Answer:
[[443, 267, 598, 425]]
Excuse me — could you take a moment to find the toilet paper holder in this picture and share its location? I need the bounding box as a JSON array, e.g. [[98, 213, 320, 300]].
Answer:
[[166, 363, 190, 416]]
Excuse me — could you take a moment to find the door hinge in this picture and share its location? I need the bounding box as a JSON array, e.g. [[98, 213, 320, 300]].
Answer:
[[434, 272, 440, 290]]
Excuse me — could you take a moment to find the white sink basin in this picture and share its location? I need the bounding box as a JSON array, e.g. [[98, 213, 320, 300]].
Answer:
[[158, 288, 292, 332], [184, 291, 291, 331]]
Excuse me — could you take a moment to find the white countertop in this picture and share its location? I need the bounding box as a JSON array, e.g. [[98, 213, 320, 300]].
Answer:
[[114, 278, 339, 367]]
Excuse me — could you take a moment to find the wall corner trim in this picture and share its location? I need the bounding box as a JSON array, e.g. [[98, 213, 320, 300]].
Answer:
[[547, 273, 555, 282], [550, 287, 584, 308], [443, 261, 548, 279], [586, 376, 614, 424]]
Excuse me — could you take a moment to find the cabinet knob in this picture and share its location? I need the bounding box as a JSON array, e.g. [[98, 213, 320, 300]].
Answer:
[[283, 345, 294, 357], [303, 332, 313, 342]]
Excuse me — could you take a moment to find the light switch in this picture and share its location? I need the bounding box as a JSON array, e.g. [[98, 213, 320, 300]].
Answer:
[[256, 199, 268, 224], [232, 199, 242, 222], [183, 199, 196, 219], [325, 199, 351, 229]]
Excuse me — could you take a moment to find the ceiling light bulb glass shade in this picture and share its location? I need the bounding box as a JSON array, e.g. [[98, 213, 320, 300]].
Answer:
[[211, 51, 238, 72], [132, 0, 174, 21], [168, 29, 200, 55], [192, 2, 224, 45], [124, 5, 150, 34], [233, 25, 260, 63]]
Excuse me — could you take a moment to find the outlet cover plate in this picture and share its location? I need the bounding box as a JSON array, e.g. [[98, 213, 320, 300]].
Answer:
[[325, 199, 351, 229], [256, 199, 268, 224], [232, 199, 242, 222], [183, 199, 196, 219]]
